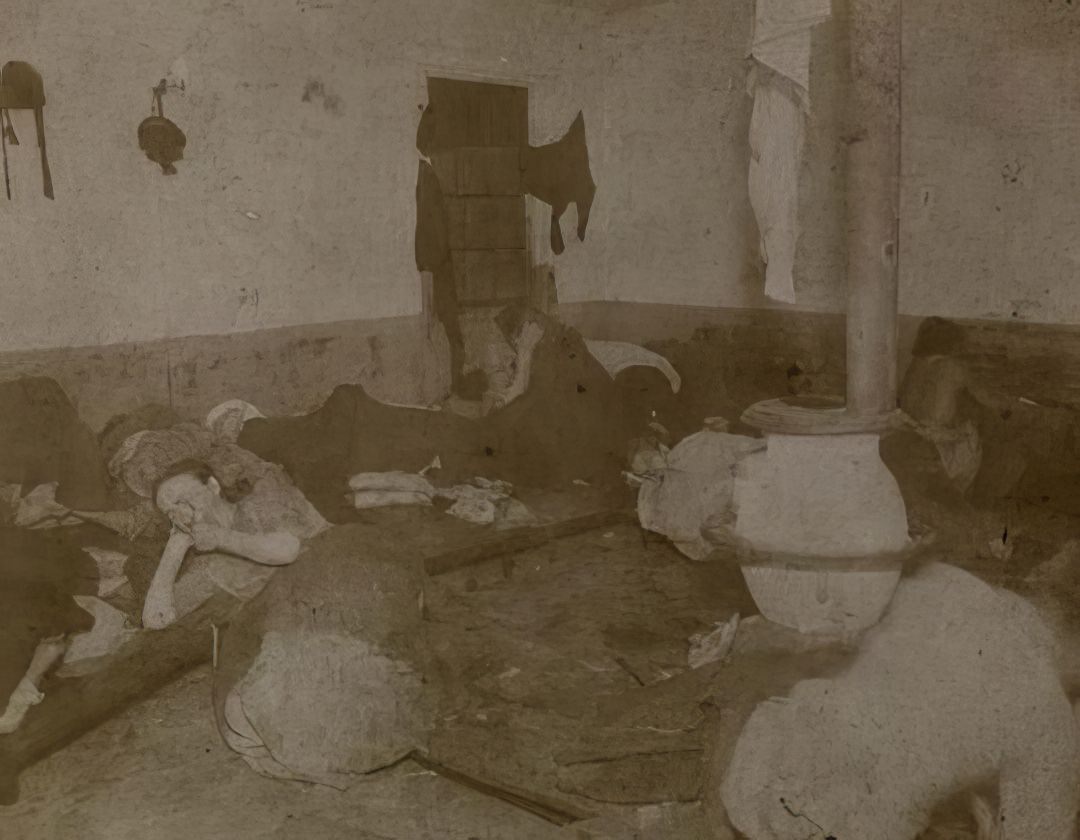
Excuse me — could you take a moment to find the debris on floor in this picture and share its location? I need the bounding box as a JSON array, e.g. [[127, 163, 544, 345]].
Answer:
[[627, 436, 669, 476], [348, 470, 539, 529], [687, 613, 739, 669], [444, 494, 496, 525], [437, 479, 538, 529]]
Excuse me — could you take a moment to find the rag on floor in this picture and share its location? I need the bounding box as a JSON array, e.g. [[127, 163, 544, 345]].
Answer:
[[636, 427, 765, 560], [348, 470, 537, 528]]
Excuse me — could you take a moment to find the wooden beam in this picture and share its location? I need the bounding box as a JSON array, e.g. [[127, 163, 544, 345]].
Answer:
[[0, 592, 239, 804], [423, 508, 635, 577]]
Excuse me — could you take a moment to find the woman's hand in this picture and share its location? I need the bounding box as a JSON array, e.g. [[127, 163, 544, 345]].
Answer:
[[143, 602, 177, 630], [190, 522, 227, 553], [168, 526, 196, 547]]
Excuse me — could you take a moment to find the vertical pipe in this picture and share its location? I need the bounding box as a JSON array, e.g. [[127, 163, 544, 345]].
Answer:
[[845, 0, 901, 417]]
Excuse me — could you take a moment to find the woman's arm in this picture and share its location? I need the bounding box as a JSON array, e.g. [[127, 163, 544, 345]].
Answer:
[[143, 529, 195, 629], [193, 525, 301, 567]]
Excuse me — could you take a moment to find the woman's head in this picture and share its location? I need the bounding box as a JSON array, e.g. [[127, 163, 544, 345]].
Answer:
[[153, 459, 239, 531]]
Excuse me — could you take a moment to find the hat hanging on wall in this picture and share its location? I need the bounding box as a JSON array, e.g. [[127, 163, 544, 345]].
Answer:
[[0, 61, 54, 200], [138, 79, 186, 175]]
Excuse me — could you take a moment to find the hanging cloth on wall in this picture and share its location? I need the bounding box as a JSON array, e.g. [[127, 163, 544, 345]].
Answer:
[[752, 0, 832, 97], [0, 61, 53, 200], [747, 0, 830, 304], [748, 72, 806, 306], [522, 112, 597, 256]]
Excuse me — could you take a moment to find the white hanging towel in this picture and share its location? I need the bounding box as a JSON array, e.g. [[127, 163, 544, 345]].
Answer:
[[752, 0, 832, 98], [748, 81, 805, 305], [748, 0, 831, 305]]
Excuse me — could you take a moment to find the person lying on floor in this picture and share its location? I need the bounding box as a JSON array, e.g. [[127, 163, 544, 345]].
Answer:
[[237, 304, 651, 523], [44, 407, 272, 545], [0, 637, 67, 736], [0, 529, 100, 736], [142, 458, 329, 629]]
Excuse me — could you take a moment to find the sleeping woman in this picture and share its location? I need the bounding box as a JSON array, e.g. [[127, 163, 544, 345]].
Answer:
[[142, 455, 329, 629]]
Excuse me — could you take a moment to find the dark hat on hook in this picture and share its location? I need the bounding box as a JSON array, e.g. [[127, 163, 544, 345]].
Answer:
[[138, 79, 186, 175]]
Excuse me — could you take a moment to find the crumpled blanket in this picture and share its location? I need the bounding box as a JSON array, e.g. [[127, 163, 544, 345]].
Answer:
[[720, 562, 1080, 840], [0, 377, 110, 510], [213, 522, 433, 787], [636, 428, 765, 560]]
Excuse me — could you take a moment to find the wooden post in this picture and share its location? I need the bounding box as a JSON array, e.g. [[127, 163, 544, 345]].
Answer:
[[844, 0, 902, 417]]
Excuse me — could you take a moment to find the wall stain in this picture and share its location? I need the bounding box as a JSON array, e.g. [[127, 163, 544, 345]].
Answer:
[[178, 360, 198, 391], [234, 287, 259, 327], [301, 79, 342, 115]]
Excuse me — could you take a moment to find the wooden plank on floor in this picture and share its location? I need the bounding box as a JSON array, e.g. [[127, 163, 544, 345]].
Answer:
[[424, 508, 636, 577]]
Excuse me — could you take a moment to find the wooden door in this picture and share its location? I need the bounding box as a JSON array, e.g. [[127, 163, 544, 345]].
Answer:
[[425, 78, 529, 307]]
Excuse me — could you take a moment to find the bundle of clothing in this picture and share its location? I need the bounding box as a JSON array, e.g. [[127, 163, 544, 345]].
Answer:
[[899, 316, 1080, 515], [213, 517, 441, 787]]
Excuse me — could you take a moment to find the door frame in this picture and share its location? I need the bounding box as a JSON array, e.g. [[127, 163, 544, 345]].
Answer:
[[414, 65, 555, 313]]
